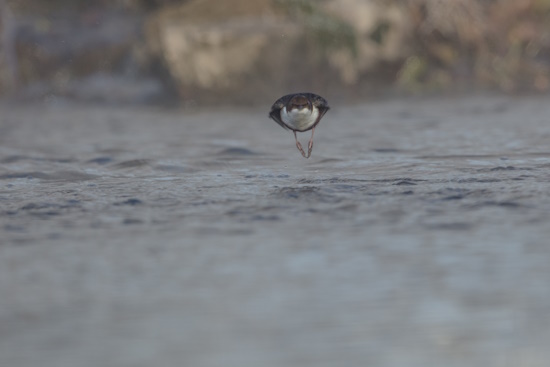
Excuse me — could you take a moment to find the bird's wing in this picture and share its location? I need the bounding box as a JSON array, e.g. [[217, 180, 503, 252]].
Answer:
[[310, 94, 330, 119], [268, 97, 290, 130]]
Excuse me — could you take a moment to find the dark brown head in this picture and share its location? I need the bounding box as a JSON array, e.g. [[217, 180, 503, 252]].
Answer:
[[286, 95, 312, 112]]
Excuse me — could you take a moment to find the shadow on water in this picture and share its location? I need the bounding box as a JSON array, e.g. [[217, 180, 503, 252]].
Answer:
[[217, 147, 258, 156]]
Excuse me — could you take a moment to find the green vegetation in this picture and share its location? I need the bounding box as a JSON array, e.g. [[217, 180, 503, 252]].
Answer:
[[276, 0, 358, 58], [398, 0, 550, 92]]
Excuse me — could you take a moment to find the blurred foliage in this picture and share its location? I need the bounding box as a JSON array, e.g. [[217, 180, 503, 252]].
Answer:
[[276, 0, 550, 93], [397, 56, 428, 90], [397, 0, 550, 92], [2, 0, 550, 97], [276, 0, 358, 58], [369, 21, 391, 46]]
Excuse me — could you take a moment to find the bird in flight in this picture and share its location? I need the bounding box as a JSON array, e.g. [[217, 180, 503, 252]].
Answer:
[[269, 93, 330, 158]]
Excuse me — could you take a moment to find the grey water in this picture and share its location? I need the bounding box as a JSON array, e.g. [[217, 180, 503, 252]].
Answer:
[[1, 95, 550, 367]]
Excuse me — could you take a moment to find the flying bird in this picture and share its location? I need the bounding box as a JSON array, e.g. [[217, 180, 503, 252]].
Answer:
[[269, 93, 330, 158]]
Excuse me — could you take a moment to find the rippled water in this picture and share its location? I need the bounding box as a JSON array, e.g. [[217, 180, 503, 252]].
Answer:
[[1, 96, 550, 367]]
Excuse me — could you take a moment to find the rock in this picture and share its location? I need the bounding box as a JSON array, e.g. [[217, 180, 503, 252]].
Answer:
[[145, 0, 413, 103], [145, 0, 301, 103], [0, 0, 18, 93], [0, 3, 144, 97], [322, 0, 412, 84]]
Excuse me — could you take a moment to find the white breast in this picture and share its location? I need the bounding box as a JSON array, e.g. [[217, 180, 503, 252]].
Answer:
[[281, 106, 319, 132]]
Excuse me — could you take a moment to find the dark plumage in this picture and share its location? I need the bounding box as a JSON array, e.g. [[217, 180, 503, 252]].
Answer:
[[268, 93, 329, 158]]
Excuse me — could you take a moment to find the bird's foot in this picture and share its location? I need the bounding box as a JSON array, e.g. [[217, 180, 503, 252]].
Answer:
[[307, 140, 313, 158], [296, 141, 307, 158]]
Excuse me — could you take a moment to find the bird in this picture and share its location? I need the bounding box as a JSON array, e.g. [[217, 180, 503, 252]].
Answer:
[[269, 92, 330, 158]]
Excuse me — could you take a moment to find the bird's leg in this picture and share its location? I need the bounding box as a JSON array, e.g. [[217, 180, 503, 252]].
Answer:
[[294, 131, 307, 158], [306, 127, 315, 158]]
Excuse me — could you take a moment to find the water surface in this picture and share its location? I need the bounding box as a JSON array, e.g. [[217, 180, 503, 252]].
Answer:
[[1, 96, 550, 367]]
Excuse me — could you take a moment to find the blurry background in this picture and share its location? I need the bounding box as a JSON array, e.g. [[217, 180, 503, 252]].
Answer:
[[3, 2, 550, 367], [1, 0, 550, 105]]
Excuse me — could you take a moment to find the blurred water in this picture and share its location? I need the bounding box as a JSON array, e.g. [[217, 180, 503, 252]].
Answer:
[[1, 95, 550, 367]]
